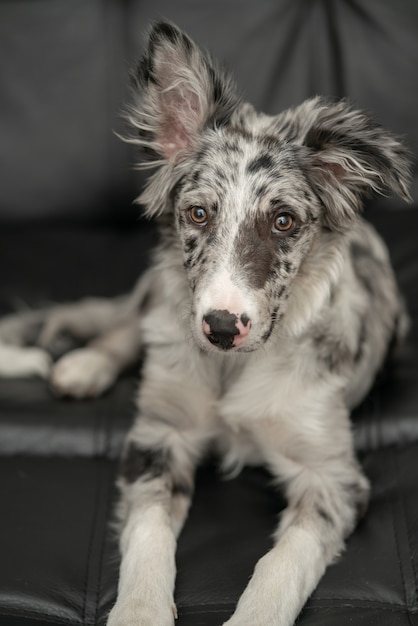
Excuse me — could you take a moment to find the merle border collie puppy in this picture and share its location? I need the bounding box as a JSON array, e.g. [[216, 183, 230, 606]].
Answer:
[[0, 21, 411, 626]]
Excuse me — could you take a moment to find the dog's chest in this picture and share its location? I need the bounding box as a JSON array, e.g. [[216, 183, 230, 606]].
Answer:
[[204, 336, 345, 468], [210, 342, 310, 432]]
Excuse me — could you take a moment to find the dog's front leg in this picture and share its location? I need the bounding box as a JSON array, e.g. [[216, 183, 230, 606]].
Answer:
[[223, 451, 369, 626], [107, 489, 179, 626], [107, 413, 206, 626]]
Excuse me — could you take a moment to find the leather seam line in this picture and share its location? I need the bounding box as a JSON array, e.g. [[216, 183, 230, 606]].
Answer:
[[393, 447, 418, 613], [82, 459, 106, 625], [176, 599, 418, 615]]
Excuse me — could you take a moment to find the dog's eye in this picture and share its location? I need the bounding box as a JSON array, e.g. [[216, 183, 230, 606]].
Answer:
[[188, 206, 208, 226], [272, 213, 294, 234]]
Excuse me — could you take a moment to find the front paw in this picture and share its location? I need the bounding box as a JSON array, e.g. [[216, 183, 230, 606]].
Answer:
[[51, 347, 117, 398], [223, 618, 247, 626], [0, 344, 51, 378], [223, 616, 268, 626], [107, 600, 177, 626]]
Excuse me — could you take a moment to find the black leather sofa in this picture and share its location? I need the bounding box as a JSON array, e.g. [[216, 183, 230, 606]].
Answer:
[[0, 1, 417, 625]]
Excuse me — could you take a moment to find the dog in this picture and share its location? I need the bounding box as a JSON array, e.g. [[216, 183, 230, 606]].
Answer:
[[0, 21, 412, 626]]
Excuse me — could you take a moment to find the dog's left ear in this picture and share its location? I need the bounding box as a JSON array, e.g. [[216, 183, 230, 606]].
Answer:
[[300, 98, 412, 230]]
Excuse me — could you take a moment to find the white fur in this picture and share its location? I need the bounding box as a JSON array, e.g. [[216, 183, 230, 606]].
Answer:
[[0, 344, 51, 378]]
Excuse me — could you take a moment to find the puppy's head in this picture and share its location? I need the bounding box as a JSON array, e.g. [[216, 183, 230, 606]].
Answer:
[[128, 22, 412, 353]]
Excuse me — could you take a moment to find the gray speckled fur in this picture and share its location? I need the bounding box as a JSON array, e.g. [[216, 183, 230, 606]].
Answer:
[[0, 21, 412, 626]]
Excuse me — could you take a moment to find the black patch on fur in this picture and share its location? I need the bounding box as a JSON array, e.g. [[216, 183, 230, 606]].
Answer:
[[153, 22, 181, 46], [241, 313, 250, 327], [171, 176, 186, 201], [247, 154, 274, 174], [283, 260, 293, 274], [172, 480, 194, 498], [206, 65, 238, 128], [261, 321, 275, 344], [121, 442, 169, 484], [214, 167, 227, 182], [350, 241, 384, 297], [224, 141, 241, 154], [233, 223, 274, 289], [192, 169, 201, 183], [344, 480, 369, 522], [275, 285, 286, 300], [256, 184, 267, 198], [314, 333, 353, 374], [261, 307, 280, 343], [315, 503, 334, 526], [184, 236, 198, 254], [195, 248, 208, 265], [354, 321, 366, 364], [121, 443, 194, 500]]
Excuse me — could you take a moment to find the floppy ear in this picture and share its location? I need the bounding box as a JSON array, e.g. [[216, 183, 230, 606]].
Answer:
[[300, 98, 412, 230], [128, 21, 238, 164]]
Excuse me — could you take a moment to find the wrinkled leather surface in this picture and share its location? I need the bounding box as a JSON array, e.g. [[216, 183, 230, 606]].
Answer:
[[0, 1, 417, 625]]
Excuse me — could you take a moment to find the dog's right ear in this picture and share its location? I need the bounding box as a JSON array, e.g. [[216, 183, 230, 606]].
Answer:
[[128, 22, 238, 164]]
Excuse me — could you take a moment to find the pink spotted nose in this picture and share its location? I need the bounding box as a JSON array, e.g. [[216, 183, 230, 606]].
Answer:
[[202, 309, 251, 351]]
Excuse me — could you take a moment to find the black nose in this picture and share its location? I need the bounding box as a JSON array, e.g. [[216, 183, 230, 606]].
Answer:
[[202, 309, 239, 350]]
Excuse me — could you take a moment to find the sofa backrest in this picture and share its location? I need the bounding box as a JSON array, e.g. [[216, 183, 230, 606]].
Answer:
[[0, 0, 416, 223]]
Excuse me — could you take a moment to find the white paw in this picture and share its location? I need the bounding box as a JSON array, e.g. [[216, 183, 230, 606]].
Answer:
[[223, 616, 260, 626], [0, 344, 51, 378], [107, 600, 176, 626], [51, 347, 117, 398]]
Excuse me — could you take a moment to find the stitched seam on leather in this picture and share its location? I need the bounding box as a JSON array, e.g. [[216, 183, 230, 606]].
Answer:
[[307, 604, 418, 613], [176, 602, 418, 615], [93, 462, 115, 624], [394, 447, 418, 611], [0, 607, 82, 625], [308, 605, 418, 615], [390, 447, 416, 624], [82, 460, 104, 625], [391, 492, 411, 616], [309, 597, 415, 609]]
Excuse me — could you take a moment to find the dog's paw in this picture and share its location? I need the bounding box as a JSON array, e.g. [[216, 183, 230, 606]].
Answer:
[[0, 344, 51, 378], [50, 347, 118, 398], [223, 618, 258, 626], [106, 601, 177, 626]]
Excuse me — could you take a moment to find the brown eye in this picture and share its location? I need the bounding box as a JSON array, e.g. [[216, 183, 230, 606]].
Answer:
[[188, 206, 208, 226], [273, 213, 294, 234]]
